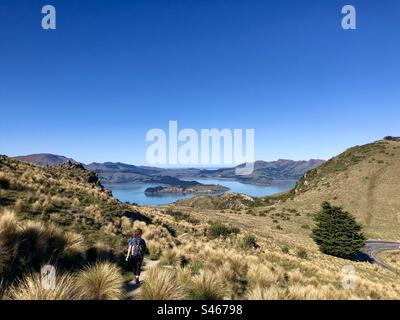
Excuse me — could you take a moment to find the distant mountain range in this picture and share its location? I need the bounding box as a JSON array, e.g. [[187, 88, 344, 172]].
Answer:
[[12, 154, 325, 186]]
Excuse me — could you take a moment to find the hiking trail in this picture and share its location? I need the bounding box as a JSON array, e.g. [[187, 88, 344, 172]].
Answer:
[[124, 258, 159, 299]]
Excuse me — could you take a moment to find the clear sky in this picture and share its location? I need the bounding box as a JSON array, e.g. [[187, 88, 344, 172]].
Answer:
[[1, 0, 399, 165]]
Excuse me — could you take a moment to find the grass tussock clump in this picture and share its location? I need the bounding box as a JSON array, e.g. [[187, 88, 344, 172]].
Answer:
[[246, 286, 283, 300], [246, 264, 285, 289], [188, 270, 231, 300], [75, 262, 123, 300], [6, 272, 80, 300], [0, 211, 87, 280], [159, 248, 189, 268], [138, 266, 186, 300]]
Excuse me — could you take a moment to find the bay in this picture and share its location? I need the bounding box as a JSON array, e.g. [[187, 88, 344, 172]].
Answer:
[[105, 179, 296, 206]]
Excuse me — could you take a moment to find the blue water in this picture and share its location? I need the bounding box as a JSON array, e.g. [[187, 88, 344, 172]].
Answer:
[[105, 179, 296, 206]]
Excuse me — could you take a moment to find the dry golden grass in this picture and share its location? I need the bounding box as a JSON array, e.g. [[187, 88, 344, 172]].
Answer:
[[378, 250, 400, 271], [247, 264, 284, 288], [0, 209, 20, 245], [63, 232, 86, 255], [187, 270, 231, 300], [75, 262, 123, 300], [138, 266, 186, 300], [6, 272, 80, 300], [146, 240, 163, 260], [247, 286, 283, 300], [14, 199, 25, 213]]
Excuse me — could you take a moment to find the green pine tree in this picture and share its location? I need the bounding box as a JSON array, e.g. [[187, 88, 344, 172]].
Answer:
[[312, 202, 365, 258]]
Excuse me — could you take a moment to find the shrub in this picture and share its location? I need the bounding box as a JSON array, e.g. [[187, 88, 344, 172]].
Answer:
[[164, 210, 199, 225], [312, 202, 365, 258], [75, 262, 123, 300], [138, 266, 186, 300], [207, 223, 239, 239], [281, 246, 289, 254], [240, 234, 258, 250], [297, 249, 308, 259]]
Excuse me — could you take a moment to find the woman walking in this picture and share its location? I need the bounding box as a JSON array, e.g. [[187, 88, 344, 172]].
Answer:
[[126, 228, 148, 284]]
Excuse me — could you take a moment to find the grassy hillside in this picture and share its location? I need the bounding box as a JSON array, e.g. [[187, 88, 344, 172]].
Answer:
[[288, 139, 400, 240], [2, 147, 400, 300], [177, 139, 400, 241], [0, 157, 149, 250], [0, 156, 176, 298]]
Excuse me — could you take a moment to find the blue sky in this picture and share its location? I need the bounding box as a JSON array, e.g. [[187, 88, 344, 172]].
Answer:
[[1, 0, 400, 165]]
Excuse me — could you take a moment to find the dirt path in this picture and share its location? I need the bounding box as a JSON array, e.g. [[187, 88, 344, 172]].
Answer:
[[124, 258, 159, 300]]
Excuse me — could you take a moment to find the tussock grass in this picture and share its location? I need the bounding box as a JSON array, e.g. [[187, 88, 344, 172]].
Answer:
[[188, 270, 230, 300], [75, 262, 123, 300], [246, 286, 282, 300], [146, 240, 163, 260], [14, 199, 25, 213], [63, 232, 86, 255], [246, 264, 284, 288], [6, 272, 80, 300], [0, 210, 19, 248], [159, 248, 188, 268], [0, 210, 86, 280], [138, 266, 186, 300]]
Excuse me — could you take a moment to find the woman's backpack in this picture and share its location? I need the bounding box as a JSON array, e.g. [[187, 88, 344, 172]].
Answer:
[[130, 237, 143, 257]]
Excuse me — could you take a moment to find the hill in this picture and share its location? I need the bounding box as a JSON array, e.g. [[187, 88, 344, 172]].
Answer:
[[287, 139, 400, 239], [175, 139, 400, 241], [0, 156, 151, 251], [12, 154, 77, 166]]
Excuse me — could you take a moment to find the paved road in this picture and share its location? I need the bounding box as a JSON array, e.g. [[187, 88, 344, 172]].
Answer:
[[361, 240, 400, 272]]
